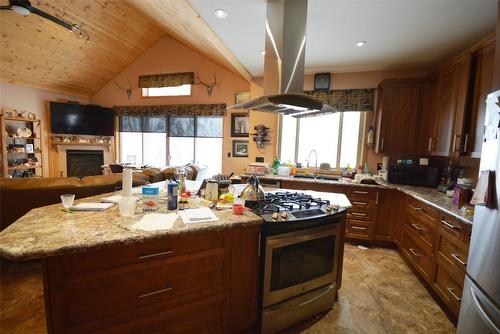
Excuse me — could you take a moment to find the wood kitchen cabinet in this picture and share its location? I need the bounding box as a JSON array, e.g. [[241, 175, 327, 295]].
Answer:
[[426, 34, 495, 157], [430, 54, 471, 156], [43, 226, 260, 334], [375, 78, 427, 155], [463, 40, 496, 157]]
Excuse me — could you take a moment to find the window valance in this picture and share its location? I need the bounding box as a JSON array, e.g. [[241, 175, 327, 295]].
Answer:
[[304, 89, 375, 112], [138, 72, 195, 88], [114, 103, 227, 117]]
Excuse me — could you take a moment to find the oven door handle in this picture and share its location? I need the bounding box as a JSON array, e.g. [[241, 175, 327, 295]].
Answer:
[[267, 225, 338, 248]]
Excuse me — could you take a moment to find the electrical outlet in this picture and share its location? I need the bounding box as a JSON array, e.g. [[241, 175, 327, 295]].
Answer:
[[227, 152, 231, 157]]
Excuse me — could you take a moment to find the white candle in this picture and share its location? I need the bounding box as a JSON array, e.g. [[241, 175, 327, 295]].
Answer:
[[122, 168, 133, 198]]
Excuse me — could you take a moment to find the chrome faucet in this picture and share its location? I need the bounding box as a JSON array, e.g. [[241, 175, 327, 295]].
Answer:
[[306, 150, 318, 172]]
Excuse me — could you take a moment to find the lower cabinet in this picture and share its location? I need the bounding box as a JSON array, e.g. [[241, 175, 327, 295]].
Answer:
[[43, 226, 260, 334]]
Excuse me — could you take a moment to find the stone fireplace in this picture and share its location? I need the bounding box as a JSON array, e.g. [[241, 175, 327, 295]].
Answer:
[[66, 150, 104, 177]]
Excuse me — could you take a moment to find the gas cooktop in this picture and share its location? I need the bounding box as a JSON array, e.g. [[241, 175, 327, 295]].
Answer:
[[245, 191, 340, 224]]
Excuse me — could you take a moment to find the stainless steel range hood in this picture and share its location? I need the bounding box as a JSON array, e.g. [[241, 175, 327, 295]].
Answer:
[[230, 0, 336, 118]]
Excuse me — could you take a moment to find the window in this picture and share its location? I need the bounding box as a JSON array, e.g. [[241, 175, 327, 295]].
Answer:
[[279, 112, 365, 168], [119, 115, 223, 175], [142, 84, 191, 97]]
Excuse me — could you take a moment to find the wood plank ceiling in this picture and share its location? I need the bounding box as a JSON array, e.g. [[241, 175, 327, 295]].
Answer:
[[0, 0, 252, 98]]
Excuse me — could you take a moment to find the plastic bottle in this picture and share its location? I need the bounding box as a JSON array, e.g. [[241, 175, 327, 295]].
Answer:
[[167, 181, 178, 210]]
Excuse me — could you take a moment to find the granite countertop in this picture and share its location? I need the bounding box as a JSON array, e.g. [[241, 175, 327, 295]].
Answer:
[[0, 190, 263, 262], [243, 174, 474, 225], [0, 182, 352, 262]]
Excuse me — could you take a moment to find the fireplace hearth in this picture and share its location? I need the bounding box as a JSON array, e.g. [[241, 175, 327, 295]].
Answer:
[[66, 150, 104, 177]]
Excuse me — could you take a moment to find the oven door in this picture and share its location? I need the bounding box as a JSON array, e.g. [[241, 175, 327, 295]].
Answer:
[[263, 224, 340, 307]]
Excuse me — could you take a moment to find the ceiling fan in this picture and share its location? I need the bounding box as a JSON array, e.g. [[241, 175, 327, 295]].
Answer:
[[1, 0, 82, 34]]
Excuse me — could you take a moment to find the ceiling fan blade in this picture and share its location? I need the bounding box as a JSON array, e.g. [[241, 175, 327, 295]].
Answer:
[[28, 6, 73, 31]]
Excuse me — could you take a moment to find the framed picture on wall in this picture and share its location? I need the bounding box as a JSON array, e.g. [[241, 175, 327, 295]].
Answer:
[[231, 113, 249, 137], [235, 92, 250, 104], [232, 140, 249, 158], [314, 72, 331, 91]]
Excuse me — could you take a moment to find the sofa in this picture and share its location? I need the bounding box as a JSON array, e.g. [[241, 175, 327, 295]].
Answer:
[[0, 164, 202, 231]]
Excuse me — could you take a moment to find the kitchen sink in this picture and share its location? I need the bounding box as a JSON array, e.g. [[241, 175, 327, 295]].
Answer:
[[293, 175, 339, 181]]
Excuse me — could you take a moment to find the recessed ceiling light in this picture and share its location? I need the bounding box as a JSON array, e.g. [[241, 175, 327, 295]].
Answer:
[[11, 5, 31, 16], [260, 50, 266, 55], [214, 9, 228, 19], [356, 41, 366, 47]]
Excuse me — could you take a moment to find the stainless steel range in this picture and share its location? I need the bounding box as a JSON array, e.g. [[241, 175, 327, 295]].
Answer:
[[246, 191, 347, 334]]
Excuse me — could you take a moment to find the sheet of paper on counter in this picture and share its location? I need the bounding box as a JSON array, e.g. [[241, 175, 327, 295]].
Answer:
[[130, 213, 178, 231]]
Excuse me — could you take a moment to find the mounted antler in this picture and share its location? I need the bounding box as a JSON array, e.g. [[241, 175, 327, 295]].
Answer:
[[196, 74, 217, 96], [114, 79, 132, 100]]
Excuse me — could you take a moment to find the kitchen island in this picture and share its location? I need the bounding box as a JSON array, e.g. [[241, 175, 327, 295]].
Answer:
[[0, 184, 351, 334]]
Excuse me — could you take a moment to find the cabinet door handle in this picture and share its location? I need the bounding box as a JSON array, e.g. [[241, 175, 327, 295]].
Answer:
[[428, 137, 433, 152], [351, 212, 367, 217], [411, 223, 423, 232], [351, 226, 367, 231], [441, 220, 460, 230], [138, 250, 174, 259], [409, 248, 422, 257], [352, 201, 368, 206], [353, 190, 368, 195], [453, 134, 461, 152], [451, 253, 467, 266], [138, 285, 173, 299], [381, 137, 385, 151], [463, 133, 469, 152], [447, 287, 462, 302]]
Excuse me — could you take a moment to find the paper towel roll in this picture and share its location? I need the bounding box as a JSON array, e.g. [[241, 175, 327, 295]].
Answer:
[[122, 168, 133, 198], [382, 156, 389, 171]]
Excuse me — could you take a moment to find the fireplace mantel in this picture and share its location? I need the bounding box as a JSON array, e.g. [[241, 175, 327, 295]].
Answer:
[[52, 142, 111, 153]]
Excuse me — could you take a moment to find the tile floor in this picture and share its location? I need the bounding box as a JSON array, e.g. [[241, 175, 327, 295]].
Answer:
[[0, 244, 455, 334]]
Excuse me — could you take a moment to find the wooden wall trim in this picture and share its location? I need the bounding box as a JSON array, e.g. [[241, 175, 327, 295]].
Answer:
[[492, 0, 500, 91]]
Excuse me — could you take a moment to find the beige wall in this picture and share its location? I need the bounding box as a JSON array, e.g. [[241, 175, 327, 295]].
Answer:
[[91, 35, 250, 176], [0, 82, 89, 177]]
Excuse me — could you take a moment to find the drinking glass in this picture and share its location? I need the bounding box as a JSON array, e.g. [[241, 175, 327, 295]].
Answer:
[[119, 197, 137, 217], [60, 194, 75, 211]]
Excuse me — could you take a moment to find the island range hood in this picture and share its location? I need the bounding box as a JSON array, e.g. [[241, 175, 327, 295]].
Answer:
[[230, 0, 336, 118]]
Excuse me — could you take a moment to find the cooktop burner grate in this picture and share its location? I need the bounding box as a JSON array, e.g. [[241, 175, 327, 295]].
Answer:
[[247, 191, 330, 215]]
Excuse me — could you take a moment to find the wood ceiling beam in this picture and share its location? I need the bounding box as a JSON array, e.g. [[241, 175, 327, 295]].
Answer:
[[125, 0, 253, 82]]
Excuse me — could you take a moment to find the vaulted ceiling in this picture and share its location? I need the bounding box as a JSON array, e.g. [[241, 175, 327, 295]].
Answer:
[[0, 0, 251, 98]]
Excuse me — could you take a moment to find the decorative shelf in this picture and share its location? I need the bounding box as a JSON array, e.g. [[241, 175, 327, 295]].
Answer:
[[3, 117, 40, 123], [8, 165, 42, 170], [6, 136, 39, 140]]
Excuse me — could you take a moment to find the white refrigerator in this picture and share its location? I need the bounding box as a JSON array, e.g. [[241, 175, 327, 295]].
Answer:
[[456, 90, 500, 334]]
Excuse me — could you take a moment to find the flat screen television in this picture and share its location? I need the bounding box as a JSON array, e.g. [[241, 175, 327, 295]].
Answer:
[[50, 102, 115, 136]]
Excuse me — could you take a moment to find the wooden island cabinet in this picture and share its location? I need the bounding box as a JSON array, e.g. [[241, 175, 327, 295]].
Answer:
[[43, 226, 260, 334]]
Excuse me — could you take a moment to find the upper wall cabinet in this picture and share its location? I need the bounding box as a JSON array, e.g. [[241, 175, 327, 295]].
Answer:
[[463, 41, 496, 157], [375, 34, 495, 157], [375, 78, 427, 155], [431, 54, 471, 157]]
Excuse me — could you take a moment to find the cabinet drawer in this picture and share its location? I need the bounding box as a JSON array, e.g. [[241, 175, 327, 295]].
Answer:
[[47, 231, 227, 284], [433, 258, 464, 316], [437, 229, 468, 272], [405, 213, 437, 248], [350, 199, 375, 210], [440, 214, 468, 242], [406, 197, 439, 225], [347, 207, 374, 221], [401, 226, 434, 282], [54, 253, 228, 327], [92, 294, 227, 334], [346, 219, 373, 240], [348, 188, 378, 201]]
